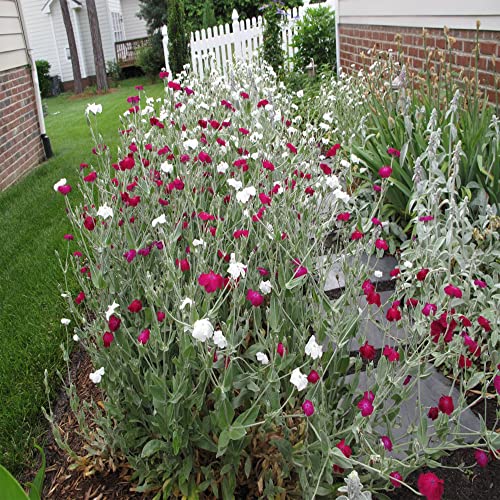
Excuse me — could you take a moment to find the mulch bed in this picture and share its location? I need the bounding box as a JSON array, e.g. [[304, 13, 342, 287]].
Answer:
[[25, 347, 499, 499]]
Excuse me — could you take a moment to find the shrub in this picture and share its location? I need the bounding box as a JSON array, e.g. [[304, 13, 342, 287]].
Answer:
[[136, 38, 163, 80], [202, 0, 217, 28], [106, 60, 122, 81], [35, 60, 51, 98], [168, 0, 189, 76], [262, 1, 286, 75], [292, 5, 336, 71], [48, 62, 498, 498]]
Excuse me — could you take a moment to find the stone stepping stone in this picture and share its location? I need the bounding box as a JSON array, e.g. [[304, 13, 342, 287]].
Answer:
[[345, 368, 481, 459]]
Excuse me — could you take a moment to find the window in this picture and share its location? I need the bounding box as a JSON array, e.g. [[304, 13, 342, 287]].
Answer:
[[111, 11, 126, 42]]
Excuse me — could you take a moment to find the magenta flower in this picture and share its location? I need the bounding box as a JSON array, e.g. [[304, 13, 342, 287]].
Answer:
[[478, 315, 491, 332], [138, 328, 150, 345], [198, 211, 215, 221], [363, 390, 375, 403], [175, 258, 190, 272], [286, 142, 297, 154], [246, 289, 264, 307], [277, 342, 285, 357], [494, 375, 500, 395], [422, 302, 437, 317], [350, 229, 364, 240], [83, 216, 96, 231], [64, 234, 74, 240], [58, 185, 72, 195], [444, 284, 462, 298], [375, 238, 389, 251], [128, 299, 143, 313], [378, 166, 393, 178], [262, 159, 275, 171], [83, 171, 97, 182], [257, 267, 269, 277], [387, 147, 401, 157], [108, 315, 121, 332], [416, 268, 429, 281], [389, 471, 403, 488], [357, 397, 374, 417], [75, 291, 85, 305], [428, 406, 439, 420], [307, 370, 320, 383], [198, 271, 224, 293], [233, 229, 249, 239], [417, 472, 444, 500], [475, 449, 489, 468], [156, 311, 166, 322], [198, 151, 212, 164], [386, 305, 402, 322], [337, 212, 350, 222], [124, 249, 137, 263], [302, 399, 315, 416], [293, 265, 308, 278], [383, 345, 400, 362], [371, 217, 382, 226], [103, 331, 114, 348], [474, 279, 487, 288], [438, 395, 454, 415], [380, 435, 393, 451], [419, 215, 434, 222], [373, 184, 382, 192], [359, 341, 376, 361], [325, 143, 341, 157]]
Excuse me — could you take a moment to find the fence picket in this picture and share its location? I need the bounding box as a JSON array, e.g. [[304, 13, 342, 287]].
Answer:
[[164, 0, 335, 77]]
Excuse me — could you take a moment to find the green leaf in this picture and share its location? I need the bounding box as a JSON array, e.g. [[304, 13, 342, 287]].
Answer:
[[217, 430, 230, 455], [227, 426, 246, 441], [28, 444, 45, 500], [0, 465, 28, 499], [233, 405, 259, 428], [141, 439, 168, 458], [330, 447, 352, 469]]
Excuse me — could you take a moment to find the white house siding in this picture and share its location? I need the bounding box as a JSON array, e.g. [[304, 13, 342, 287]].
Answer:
[[121, 0, 147, 40], [18, 0, 62, 76], [0, 0, 28, 71], [337, 0, 500, 31]]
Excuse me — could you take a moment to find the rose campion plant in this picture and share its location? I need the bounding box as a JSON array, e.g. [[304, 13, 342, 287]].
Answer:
[[48, 61, 498, 498]]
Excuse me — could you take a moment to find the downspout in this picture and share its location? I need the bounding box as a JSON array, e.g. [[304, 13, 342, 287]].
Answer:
[[335, 0, 341, 76], [13, 0, 53, 159]]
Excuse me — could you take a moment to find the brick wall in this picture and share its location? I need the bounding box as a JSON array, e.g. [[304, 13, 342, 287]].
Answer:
[[0, 66, 45, 191], [338, 24, 500, 104]]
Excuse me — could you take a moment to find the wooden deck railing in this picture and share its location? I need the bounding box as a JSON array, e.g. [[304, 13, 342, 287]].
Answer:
[[115, 37, 149, 67]]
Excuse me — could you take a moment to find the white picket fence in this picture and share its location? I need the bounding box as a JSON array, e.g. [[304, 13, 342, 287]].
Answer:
[[161, 0, 335, 78]]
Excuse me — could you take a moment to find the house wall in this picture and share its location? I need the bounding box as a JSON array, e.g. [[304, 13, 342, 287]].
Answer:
[[0, 0, 45, 190], [18, 0, 62, 77], [337, 0, 500, 102], [121, 0, 147, 40]]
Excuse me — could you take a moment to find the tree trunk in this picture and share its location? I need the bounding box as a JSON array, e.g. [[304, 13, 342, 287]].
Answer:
[[60, 0, 83, 93], [86, 0, 108, 92]]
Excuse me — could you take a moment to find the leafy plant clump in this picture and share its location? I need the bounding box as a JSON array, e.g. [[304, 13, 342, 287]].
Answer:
[[167, 0, 189, 75], [292, 5, 336, 72], [48, 62, 499, 498], [35, 60, 51, 98]]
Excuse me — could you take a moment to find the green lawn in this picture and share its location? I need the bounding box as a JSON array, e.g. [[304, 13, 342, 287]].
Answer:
[[0, 77, 164, 476]]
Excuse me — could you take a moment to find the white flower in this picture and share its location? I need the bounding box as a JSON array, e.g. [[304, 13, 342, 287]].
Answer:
[[192, 318, 214, 342], [96, 204, 113, 219], [89, 367, 105, 384], [273, 182, 284, 194], [350, 153, 361, 164], [332, 188, 351, 203], [86, 103, 102, 115], [152, 214, 166, 227], [53, 178, 67, 192], [160, 162, 173, 174], [325, 175, 340, 189], [217, 162, 229, 174], [61, 293, 69, 298], [374, 270, 383, 278], [227, 253, 246, 280], [290, 368, 308, 391], [60, 318, 71, 325], [183, 138, 198, 150], [227, 178, 243, 190], [340, 159, 351, 168], [305, 335, 323, 360], [404, 260, 413, 269], [192, 238, 206, 247], [105, 301, 119, 321], [73, 334, 80, 342], [256, 352, 269, 365], [259, 280, 272, 295], [213, 330, 228, 349], [296, 89, 304, 98], [236, 186, 256, 204], [179, 297, 193, 310]]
